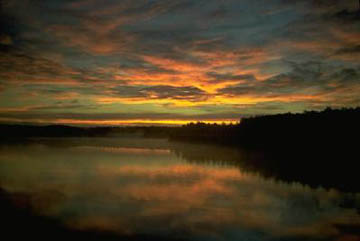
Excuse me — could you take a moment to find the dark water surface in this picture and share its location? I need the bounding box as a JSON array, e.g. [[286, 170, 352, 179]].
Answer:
[[0, 137, 359, 241]]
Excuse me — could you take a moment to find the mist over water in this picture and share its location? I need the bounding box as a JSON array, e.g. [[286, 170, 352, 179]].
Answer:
[[0, 137, 359, 241]]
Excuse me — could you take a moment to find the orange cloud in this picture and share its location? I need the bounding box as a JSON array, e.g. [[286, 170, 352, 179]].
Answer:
[[48, 25, 135, 55]]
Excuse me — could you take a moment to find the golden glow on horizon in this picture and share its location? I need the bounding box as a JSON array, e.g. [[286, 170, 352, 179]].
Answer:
[[0, 117, 239, 126], [55, 118, 239, 126]]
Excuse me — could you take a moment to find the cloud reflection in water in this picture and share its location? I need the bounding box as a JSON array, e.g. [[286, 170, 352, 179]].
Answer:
[[0, 138, 359, 241]]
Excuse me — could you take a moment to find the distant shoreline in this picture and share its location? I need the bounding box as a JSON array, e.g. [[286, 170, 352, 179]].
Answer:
[[1, 107, 359, 192]]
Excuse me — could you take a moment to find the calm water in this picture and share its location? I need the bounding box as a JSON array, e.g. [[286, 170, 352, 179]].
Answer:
[[0, 137, 359, 241]]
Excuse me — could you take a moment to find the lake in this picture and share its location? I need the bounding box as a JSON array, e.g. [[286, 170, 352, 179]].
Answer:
[[0, 137, 359, 241]]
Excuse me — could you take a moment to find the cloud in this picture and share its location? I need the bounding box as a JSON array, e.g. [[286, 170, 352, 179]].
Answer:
[[266, 0, 359, 66], [0, 35, 13, 45], [45, 0, 200, 55], [92, 84, 210, 102], [206, 72, 256, 84], [1, 0, 360, 122], [218, 61, 360, 107], [335, 45, 360, 55], [281, 0, 358, 14], [139, 85, 208, 101], [0, 49, 80, 84], [47, 24, 135, 55]]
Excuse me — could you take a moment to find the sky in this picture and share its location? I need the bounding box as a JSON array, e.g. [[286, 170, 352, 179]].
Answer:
[[0, 0, 359, 125]]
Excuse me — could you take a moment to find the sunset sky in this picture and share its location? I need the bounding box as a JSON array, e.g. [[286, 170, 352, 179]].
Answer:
[[0, 0, 359, 125]]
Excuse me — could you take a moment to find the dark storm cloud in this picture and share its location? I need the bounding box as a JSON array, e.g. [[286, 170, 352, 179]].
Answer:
[[42, 0, 204, 55], [22, 83, 104, 97], [335, 45, 360, 55], [114, 62, 181, 76], [29, 103, 97, 111], [0, 47, 129, 87], [110, 85, 145, 98], [0, 34, 13, 45], [141, 85, 208, 101], [112, 85, 208, 101], [0, 48, 78, 84], [273, 0, 359, 57], [218, 61, 360, 101], [332, 44, 360, 61], [0, 82, 5, 92], [206, 72, 256, 83], [281, 0, 358, 13]]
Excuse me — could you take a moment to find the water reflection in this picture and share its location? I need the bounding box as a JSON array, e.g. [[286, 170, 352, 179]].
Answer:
[[0, 137, 359, 241]]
